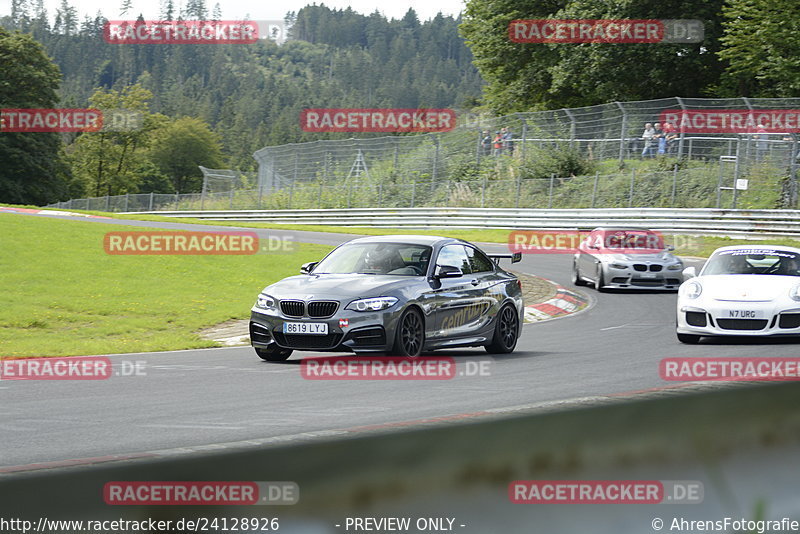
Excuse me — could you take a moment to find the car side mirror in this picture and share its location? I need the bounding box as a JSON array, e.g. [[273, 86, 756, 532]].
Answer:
[[300, 262, 318, 274], [682, 266, 697, 279], [435, 265, 463, 278]]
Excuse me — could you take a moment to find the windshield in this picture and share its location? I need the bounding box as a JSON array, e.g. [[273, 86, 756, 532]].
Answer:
[[702, 249, 800, 276], [313, 243, 432, 276]]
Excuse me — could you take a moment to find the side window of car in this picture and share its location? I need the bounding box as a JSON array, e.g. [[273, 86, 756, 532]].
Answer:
[[436, 245, 472, 274], [465, 247, 494, 273]]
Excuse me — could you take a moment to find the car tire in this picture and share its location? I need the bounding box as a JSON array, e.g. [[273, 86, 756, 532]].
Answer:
[[255, 346, 293, 362], [593, 263, 605, 292], [392, 307, 424, 357], [485, 304, 519, 354], [572, 260, 585, 286], [677, 333, 701, 344]]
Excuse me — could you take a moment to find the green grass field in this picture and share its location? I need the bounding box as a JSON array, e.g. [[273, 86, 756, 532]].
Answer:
[[0, 213, 332, 358]]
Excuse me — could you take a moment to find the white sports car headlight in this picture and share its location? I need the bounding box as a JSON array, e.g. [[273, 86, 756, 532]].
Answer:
[[346, 297, 398, 312], [256, 294, 276, 310], [790, 284, 800, 302], [681, 281, 702, 299]]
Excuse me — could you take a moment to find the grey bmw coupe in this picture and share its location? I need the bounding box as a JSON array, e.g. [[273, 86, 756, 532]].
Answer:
[[249, 235, 524, 361]]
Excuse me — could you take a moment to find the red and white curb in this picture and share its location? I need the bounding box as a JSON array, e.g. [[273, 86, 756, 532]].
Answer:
[[524, 281, 588, 323], [0, 206, 110, 219]]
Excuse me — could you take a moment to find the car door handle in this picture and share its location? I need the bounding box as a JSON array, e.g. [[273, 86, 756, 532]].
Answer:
[[470, 279, 480, 286]]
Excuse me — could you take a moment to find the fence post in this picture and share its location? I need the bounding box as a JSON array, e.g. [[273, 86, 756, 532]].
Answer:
[[148, 192, 153, 211], [431, 134, 439, 192], [257, 183, 263, 209], [671, 164, 678, 205], [520, 118, 528, 162], [591, 172, 599, 208], [318, 182, 323, 208], [175, 192, 179, 210], [629, 170, 635, 207], [289, 181, 294, 209], [347, 182, 351, 209], [411, 181, 416, 208], [476, 129, 482, 166], [791, 137, 799, 208], [733, 139, 742, 209], [515, 177, 522, 208], [564, 108, 576, 148], [676, 97, 687, 159], [481, 176, 487, 208], [548, 174, 555, 208], [229, 188, 234, 209], [615, 102, 626, 164], [378, 183, 383, 207]]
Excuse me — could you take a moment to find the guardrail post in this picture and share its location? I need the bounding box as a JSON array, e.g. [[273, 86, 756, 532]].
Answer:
[[629, 170, 635, 207], [548, 173, 555, 208], [591, 172, 599, 208], [149, 192, 154, 211]]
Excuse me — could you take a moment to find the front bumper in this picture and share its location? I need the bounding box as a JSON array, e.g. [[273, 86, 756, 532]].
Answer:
[[602, 266, 683, 290], [249, 306, 398, 353], [677, 301, 800, 337]]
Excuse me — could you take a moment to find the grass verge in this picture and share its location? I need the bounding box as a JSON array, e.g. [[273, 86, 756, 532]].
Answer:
[[0, 213, 332, 358]]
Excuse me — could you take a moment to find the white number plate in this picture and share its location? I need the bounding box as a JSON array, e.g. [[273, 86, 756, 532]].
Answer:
[[725, 309, 763, 319], [283, 322, 328, 335], [640, 272, 657, 278]]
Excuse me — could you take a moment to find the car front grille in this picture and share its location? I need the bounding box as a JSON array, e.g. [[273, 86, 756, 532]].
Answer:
[[649, 264, 663, 272], [779, 313, 800, 329], [633, 264, 647, 272], [273, 332, 342, 349], [308, 301, 338, 318], [716, 318, 768, 331], [280, 300, 305, 317], [685, 311, 707, 327]]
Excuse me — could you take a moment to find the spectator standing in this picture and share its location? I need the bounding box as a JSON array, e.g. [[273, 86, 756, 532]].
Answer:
[[481, 130, 492, 156], [641, 123, 656, 158], [501, 126, 515, 155], [654, 122, 666, 155], [663, 121, 678, 155], [493, 131, 504, 156]]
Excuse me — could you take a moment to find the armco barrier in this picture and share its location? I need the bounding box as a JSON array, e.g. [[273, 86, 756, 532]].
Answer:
[[133, 207, 800, 238], [2, 382, 800, 532]]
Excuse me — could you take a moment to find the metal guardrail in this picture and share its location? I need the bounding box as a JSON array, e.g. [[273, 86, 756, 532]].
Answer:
[[135, 207, 800, 239]]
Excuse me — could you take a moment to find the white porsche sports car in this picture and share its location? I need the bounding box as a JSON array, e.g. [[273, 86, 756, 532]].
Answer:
[[676, 245, 800, 343]]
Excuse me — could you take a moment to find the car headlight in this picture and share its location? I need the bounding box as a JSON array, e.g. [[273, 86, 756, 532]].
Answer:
[[256, 294, 276, 310], [346, 297, 398, 312], [790, 284, 800, 302], [667, 263, 683, 270], [681, 281, 702, 299], [609, 263, 628, 269]]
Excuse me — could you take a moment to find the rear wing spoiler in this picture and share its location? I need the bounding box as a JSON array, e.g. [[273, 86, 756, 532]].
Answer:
[[488, 252, 522, 264]]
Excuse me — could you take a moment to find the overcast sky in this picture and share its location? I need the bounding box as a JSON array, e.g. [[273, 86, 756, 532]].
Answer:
[[1, 0, 467, 24]]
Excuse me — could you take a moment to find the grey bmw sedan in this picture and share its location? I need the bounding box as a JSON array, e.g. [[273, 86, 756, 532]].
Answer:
[[249, 235, 524, 361]]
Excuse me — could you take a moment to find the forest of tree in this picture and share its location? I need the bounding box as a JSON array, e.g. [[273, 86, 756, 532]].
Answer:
[[0, 3, 483, 203]]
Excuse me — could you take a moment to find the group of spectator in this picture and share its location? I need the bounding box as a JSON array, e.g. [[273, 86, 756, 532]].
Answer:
[[481, 127, 515, 156], [640, 122, 678, 158]]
